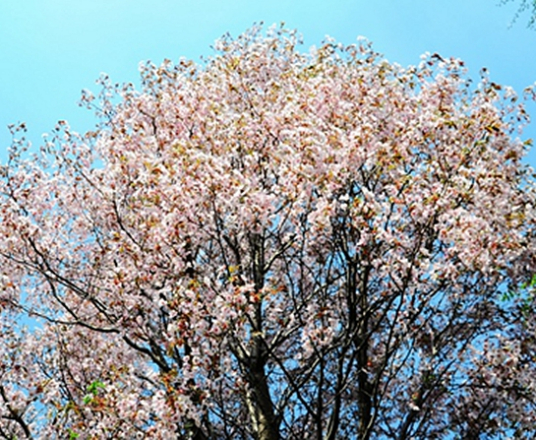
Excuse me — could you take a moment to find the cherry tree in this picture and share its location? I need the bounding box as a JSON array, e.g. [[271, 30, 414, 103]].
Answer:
[[0, 25, 535, 439]]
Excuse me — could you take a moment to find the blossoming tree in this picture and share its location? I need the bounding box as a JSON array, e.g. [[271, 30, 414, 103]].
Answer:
[[0, 25, 535, 439]]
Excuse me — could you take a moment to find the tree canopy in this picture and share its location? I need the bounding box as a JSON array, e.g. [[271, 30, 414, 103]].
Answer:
[[0, 25, 535, 439]]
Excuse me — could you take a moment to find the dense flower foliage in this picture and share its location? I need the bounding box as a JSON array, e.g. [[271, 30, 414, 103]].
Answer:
[[0, 25, 535, 439]]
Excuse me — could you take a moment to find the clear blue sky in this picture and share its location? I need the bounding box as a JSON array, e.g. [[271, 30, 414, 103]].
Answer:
[[1, 0, 536, 164]]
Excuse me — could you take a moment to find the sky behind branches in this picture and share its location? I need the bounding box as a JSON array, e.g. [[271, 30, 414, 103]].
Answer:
[[1, 0, 536, 164]]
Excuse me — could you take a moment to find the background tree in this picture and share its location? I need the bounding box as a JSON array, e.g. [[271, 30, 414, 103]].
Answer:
[[0, 25, 535, 439], [501, 0, 536, 27]]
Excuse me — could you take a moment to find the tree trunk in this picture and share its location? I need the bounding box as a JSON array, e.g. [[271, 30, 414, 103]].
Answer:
[[245, 358, 280, 440], [245, 232, 279, 440]]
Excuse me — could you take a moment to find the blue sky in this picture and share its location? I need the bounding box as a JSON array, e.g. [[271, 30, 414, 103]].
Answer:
[[1, 0, 536, 164]]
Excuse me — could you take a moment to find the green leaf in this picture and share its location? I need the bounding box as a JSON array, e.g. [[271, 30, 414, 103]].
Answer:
[[87, 380, 105, 396]]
